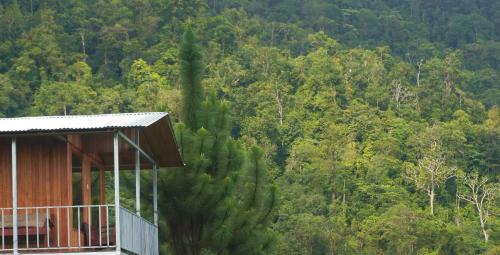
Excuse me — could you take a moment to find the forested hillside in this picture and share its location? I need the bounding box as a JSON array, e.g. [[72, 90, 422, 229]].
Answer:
[[0, 0, 499, 254]]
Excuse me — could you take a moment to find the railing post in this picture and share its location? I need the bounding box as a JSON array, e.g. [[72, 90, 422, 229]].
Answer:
[[135, 128, 141, 217], [153, 163, 158, 227], [114, 132, 121, 254], [153, 162, 159, 255], [11, 138, 18, 255]]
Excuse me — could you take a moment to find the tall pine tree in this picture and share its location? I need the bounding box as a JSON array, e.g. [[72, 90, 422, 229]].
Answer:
[[179, 27, 204, 130], [158, 25, 276, 255]]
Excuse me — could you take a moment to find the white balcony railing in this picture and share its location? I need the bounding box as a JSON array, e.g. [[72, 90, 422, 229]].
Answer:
[[0, 205, 158, 254], [120, 207, 159, 255], [0, 205, 116, 253]]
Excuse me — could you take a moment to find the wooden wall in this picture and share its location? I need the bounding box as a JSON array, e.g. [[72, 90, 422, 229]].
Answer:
[[0, 134, 122, 248], [0, 139, 12, 208], [0, 137, 74, 246], [0, 137, 71, 208]]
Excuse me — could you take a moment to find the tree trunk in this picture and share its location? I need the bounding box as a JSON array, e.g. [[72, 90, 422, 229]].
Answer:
[[415, 59, 422, 112], [429, 187, 435, 215], [455, 194, 461, 226], [275, 89, 283, 126], [416, 59, 423, 87], [80, 32, 86, 55], [482, 226, 489, 242], [478, 210, 489, 242], [342, 179, 346, 205]]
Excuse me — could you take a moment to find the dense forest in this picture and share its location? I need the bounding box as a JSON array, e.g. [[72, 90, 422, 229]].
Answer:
[[0, 0, 499, 254]]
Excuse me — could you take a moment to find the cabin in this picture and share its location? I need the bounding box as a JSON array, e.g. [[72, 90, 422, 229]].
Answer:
[[0, 112, 183, 255]]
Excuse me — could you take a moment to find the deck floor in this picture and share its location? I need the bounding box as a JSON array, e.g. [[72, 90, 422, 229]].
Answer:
[[20, 252, 118, 255]]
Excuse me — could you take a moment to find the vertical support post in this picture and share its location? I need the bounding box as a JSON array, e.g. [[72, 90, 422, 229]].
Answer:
[[82, 155, 91, 223], [99, 166, 106, 229], [99, 167, 106, 204], [11, 138, 18, 255], [65, 141, 73, 248], [135, 128, 141, 216], [153, 162, 159, 255], [113, 132, 121, 254], [153, 163, 158, 226]]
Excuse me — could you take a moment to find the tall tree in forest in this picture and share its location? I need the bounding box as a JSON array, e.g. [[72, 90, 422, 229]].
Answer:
[[179, 26, 204, 130], [405, 126, 457, 215], [459, 171, 499, 242], [32, 62, 97, 115], [158, 26, 276, 255]]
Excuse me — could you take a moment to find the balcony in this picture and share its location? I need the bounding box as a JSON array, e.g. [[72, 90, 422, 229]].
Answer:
[[0, 113, 183, 255], [0, 205, 157, 255]]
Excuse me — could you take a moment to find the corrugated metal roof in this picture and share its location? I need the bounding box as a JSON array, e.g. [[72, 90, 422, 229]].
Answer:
[[0, 112, 183, 167], [0, 112, 169, 133]]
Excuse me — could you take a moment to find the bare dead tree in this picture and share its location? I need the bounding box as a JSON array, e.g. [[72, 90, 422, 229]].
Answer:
[[406, 140, 456, 215], [275, 86, 284, 126], [458, 172, 499, 242], [414, 59, 424, 112], [455, 180, 461, 226], [80, 31, 87, 62], [391, 79, 413, 111], [416, 59, 423, 87]]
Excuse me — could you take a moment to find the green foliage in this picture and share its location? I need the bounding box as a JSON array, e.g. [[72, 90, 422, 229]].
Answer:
[[180, 25, 204, 131], [0, 1, 498, 254], [156, 28, 276, 255]]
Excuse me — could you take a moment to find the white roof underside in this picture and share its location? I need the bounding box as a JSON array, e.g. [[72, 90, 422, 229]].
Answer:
[[0, 112, 168, 133]]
